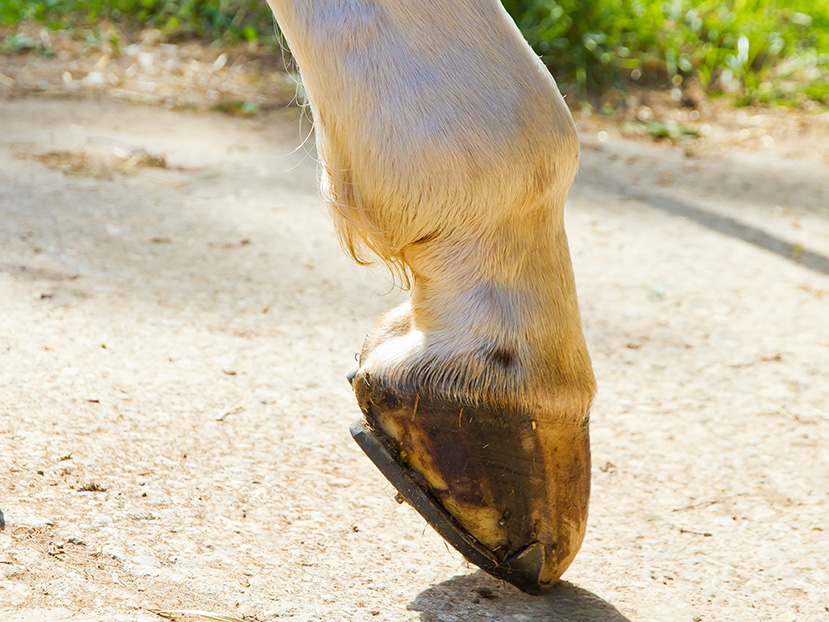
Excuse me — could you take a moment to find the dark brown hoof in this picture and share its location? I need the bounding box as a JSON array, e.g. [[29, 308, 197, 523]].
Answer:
[[349, 384, 591, 594], [350, 419, 550, 594]]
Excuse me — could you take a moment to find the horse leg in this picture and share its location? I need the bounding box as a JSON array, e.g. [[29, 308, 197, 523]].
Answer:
[[266, 0, 596, 593]]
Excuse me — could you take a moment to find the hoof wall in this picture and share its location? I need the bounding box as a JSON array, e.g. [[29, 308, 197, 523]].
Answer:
[[350, 418, 551, 595]]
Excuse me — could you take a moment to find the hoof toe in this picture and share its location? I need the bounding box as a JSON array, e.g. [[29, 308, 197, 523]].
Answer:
[[349, 387, 590, 594], [350, 419, 550, 594]]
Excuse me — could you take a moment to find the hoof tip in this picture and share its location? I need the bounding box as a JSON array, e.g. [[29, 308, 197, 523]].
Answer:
[[350, 418, 558, 595]]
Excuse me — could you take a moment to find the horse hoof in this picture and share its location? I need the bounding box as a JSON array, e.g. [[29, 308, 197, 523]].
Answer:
[[349, 382, 591, 594]]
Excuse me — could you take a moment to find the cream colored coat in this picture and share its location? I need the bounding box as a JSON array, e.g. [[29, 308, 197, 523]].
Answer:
[[265, 0, 597, 588], [266, 0, 595, 421]]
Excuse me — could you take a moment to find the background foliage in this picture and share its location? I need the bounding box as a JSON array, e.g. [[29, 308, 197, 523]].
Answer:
[[502, 0, 829, 106], [1, 0, 827, 106]]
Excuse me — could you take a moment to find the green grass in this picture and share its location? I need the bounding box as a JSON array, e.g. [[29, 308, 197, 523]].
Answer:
[[2, 0, 827, 107], [502, 0, 829, 106], [0, 0, 276, 44]]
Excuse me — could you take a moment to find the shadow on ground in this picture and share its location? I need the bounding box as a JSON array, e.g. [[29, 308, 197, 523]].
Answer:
[[0, 106, 372, 323], [410, 572, 630, 622], [576, 142, 829, 277], [623, 187, 829, 275]]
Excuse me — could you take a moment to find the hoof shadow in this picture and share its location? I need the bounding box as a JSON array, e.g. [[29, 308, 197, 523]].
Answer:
[[410, 570, 630, 622]]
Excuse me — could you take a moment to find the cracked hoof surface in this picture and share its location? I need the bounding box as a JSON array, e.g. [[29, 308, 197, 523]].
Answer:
[[350, 380, 590, 594]]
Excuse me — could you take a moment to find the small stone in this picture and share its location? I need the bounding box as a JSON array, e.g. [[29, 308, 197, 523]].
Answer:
[[102, 544, 126, 561], [90, 514, 113, 527], [131, 554, 159, 567], [83, 71, 105, 86]]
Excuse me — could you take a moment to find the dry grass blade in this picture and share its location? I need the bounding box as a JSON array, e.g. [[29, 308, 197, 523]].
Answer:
[[149, 609, 247, 622]]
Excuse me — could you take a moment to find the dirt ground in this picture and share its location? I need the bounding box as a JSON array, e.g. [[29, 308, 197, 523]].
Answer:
[[1, 35, 828, 622]]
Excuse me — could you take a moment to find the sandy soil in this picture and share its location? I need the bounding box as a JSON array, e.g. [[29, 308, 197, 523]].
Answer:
[[1, 43, 828, 622]]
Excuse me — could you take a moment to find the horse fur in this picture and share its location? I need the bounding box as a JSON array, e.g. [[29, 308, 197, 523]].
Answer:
[[266, 0, 596, 424]]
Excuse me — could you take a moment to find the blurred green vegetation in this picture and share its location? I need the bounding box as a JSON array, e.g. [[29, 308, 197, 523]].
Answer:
[[1, 0, 827, 107], [0, 0, 272, 43], [502, 0, 829, 106]]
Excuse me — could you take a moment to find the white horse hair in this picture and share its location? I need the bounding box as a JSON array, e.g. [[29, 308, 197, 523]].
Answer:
[[265, 0, 597, 589]]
